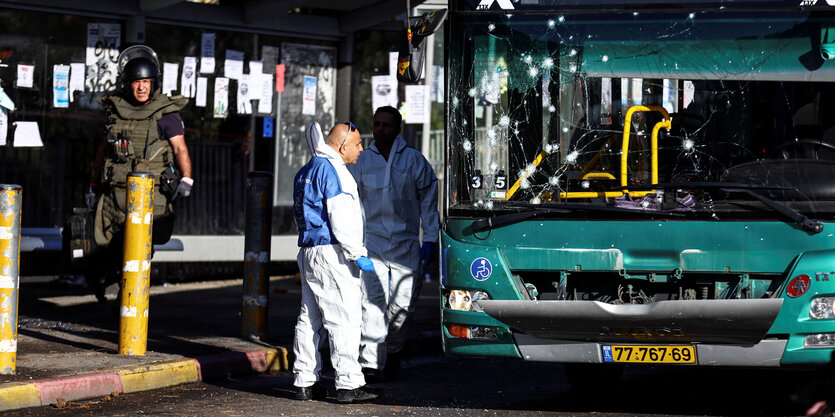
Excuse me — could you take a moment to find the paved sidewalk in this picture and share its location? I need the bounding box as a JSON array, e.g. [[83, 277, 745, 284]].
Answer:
[[0, 275, 296, 411], [0, 273, 441, 412]]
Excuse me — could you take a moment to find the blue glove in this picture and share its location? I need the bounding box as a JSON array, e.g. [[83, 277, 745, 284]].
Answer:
[[420, 242, 435, 266], [174, 180, 192, 200], [355, 256, 375, 272]]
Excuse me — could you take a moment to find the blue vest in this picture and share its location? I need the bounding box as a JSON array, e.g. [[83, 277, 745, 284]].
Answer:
[[293, 156, 344, 247]]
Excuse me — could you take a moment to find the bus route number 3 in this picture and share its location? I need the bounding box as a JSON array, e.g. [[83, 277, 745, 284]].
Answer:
[[470, 173, 506, 190]]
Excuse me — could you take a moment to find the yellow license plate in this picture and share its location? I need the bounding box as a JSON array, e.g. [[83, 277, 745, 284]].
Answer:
[[602, 345, 696, 364]]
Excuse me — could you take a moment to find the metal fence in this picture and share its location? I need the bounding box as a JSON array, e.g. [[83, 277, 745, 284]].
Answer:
[[173, 140, 247, 235]]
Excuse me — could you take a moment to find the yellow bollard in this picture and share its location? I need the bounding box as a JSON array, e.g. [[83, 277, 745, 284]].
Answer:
[[0, 185, 22, 374], [119, 173, 154, 356]]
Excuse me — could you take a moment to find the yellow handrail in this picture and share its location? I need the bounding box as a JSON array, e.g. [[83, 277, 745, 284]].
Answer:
[[556, 172, 620, 199], [620, 105, 671, 198], [503, 105, 671, 201], [505, 150, 548, 200], [581, 172, 616, 180]]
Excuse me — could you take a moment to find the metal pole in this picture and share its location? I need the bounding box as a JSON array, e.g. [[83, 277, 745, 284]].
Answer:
[[272, 92, 282, 206], [421, 33, 435, 158], [119, 172, 154, 356], [242, 171, 273, 340], [0, 185, 22, 374], [248, 116, 256, 172]]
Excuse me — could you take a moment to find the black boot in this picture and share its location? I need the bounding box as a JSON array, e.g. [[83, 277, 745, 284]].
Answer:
[[295, 382, 327, 401], [336, 385, 382, 403]]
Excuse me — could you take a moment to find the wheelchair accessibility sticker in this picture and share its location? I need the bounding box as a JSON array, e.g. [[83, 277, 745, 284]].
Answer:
[[470, 257, 493, 281]]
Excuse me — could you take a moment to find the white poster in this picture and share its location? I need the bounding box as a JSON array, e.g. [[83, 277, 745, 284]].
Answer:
[[405, 84, 429, 124], [249, 61, 263, 77], [196, 77, 208, 107], [302, 75, 317, 116], [224, 50, 244, 80], [53, 65, 70, 108], [237, 74, 252, 114], [389, 51, 398, 80], [200, 33, 215, 74], [17, 65, 34, 88], [683, 80, 695, 109], [0, 109, 7, 146], [371, 75, 397, 112], [258, 74, 273, 114], [162, 62, 179, 96], [69, 63, 85, 102], [13, 121, 44, 147], [85, 23, 121, 92], [181, 57, 197, 98], [248, 61, 264, 102], [214, 77, 229, 118]]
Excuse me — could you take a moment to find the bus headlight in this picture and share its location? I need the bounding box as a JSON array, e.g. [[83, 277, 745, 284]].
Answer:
[[447, 290, 490, 312], [810, 297, 835, 319], [805, 333, 835, 347], [446, 324, 498, 340]]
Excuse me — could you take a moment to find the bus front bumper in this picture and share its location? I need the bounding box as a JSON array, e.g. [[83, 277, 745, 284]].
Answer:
[[513, 333, 787, 366]]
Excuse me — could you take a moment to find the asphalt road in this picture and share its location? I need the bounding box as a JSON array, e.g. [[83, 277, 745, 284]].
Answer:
[[6, 351, 822, 417]]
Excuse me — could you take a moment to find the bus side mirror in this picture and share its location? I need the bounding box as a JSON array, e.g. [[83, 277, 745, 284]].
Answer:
[[397, 8, 447, 84]]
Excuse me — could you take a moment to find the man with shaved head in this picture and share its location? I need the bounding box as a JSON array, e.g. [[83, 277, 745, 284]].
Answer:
[[291, 121, 381, 404]]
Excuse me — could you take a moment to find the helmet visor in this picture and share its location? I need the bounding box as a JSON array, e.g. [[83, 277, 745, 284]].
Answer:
[[117, 45, 159, 74]]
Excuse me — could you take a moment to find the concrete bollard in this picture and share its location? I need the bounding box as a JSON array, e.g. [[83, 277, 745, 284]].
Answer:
[[0, 185, 22, 374], [242, 172, 273, 340], [119, 173, 154, 356]]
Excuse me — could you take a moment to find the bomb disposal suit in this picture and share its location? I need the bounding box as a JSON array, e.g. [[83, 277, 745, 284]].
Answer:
[[292, 123, 368, 391], [94, 90, 188, 247]]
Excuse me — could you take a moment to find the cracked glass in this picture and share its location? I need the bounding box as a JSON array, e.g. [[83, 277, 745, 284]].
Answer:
[[447, 9, 835, 220]]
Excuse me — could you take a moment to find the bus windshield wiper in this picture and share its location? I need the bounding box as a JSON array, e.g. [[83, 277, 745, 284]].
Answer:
[[624, 182, 824, 234], [470, 201, 684, 233], [471, 208, 569, 233]]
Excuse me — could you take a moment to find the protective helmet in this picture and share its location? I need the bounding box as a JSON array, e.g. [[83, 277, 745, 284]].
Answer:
[[116, 45, 160, 94], [122, 57, 159, 83]]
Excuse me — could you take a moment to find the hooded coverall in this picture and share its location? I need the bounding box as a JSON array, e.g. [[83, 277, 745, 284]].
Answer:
[[292, 123, 367, 391], [348, 135, 439, 371]]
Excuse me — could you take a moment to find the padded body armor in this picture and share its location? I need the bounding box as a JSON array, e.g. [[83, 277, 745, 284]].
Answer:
[[94, 91, 188, 246]]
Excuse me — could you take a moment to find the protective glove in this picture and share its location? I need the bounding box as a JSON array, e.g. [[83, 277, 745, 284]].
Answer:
[[420, 242, 435, 266], [174, 177, 193, 200], [85, 184, 98, 209], [355, 256, 375, 272]]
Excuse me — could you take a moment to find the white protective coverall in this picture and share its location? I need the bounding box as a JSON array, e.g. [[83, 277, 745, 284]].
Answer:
[[292, 122, 367, 391], [348, 135, 439, 370]]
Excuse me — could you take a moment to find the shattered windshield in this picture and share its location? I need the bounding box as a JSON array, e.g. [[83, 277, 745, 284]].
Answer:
[[447, 10, 835, 219]]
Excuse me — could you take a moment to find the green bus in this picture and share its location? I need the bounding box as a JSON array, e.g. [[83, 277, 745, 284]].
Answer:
[[441, 0, 835, 380]]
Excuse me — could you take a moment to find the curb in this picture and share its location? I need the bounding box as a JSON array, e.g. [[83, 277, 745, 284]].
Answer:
[[0, 346, 289, 412]]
